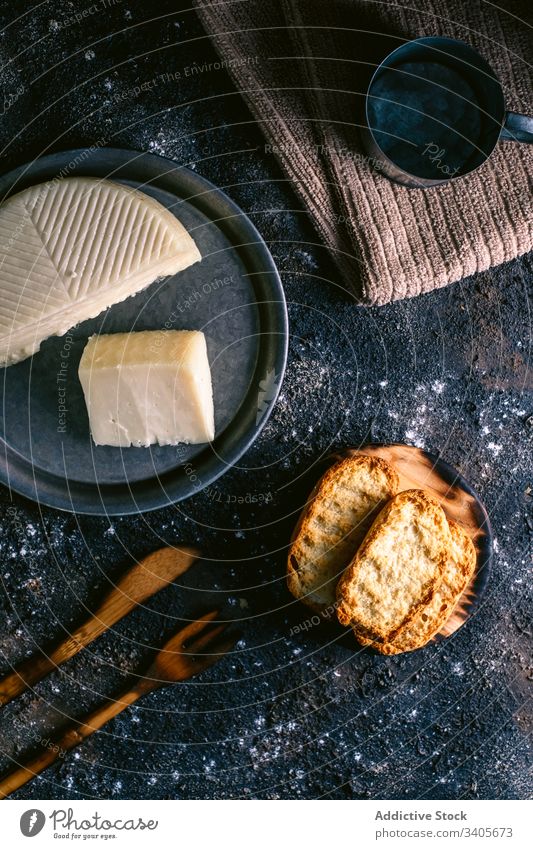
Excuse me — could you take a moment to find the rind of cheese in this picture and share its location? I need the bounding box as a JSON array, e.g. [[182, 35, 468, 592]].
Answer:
[[78, 330, 215, 448], [0, 177, 201, 366]]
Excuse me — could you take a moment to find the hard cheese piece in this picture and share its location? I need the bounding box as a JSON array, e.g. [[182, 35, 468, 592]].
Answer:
[[0, 177, 201, 366], [78, 331, 215, 448]]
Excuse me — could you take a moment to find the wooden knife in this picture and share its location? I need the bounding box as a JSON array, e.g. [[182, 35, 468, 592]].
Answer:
[[0, 546, 199, 707]]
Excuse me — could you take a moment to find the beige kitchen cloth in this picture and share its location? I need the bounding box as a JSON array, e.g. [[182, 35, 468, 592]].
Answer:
[[194, 0, 532, 305]]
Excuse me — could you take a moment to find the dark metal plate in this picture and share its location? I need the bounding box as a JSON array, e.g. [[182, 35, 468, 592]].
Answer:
[[0, 149, 288, 515]]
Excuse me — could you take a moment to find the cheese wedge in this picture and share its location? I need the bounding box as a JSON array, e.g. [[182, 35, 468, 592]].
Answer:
[[78, 331, 215, 448], [0, 177, 201, 366]]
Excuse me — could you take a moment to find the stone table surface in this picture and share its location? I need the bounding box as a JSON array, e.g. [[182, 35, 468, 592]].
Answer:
[[0, 0, 530, 800]]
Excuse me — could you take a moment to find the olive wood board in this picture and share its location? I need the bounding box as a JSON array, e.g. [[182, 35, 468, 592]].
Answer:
[[342, 443, 492, 645]]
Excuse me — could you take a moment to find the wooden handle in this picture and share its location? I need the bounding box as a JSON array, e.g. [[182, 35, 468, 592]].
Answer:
[[0, 682, 153, 798], [0, 547, 199, 706]]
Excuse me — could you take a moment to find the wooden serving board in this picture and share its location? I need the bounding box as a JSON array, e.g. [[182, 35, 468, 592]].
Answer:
[[346, 444, 492, 642]]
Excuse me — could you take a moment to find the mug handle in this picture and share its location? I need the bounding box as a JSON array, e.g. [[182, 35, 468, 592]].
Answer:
[[500, 111, 533, 144]]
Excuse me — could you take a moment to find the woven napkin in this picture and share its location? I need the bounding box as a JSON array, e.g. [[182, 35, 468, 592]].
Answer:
[[194, 0, 532, 305]]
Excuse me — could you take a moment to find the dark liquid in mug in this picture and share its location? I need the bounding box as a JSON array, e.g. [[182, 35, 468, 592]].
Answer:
[[367, 60, 485, 180]]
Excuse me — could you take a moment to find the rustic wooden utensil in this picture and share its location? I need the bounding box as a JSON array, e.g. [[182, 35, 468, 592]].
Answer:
[[0, 610, 235, 798], [0, 546, 199, 707]]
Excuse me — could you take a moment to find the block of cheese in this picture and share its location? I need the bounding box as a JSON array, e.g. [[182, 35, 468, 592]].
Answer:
[[78, 331, 215, 448], [0, 177, 201, 366]]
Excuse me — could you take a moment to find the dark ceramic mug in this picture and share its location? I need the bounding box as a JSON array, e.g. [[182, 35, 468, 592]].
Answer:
[[360, 36, 533, 188]]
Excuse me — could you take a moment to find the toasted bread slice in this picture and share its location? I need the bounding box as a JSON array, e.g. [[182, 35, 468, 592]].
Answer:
[[287, 455, 399, 615], [355, 519, 476, 654], [336, 489, 451, 641]]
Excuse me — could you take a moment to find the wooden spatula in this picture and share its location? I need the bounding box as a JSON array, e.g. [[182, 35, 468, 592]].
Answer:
[[0, 611, 236, 798], [0, 546, 199, 707]]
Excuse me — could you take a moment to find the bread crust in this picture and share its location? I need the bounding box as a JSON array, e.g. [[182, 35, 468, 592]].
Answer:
[[355, 519, 476, 654], [287, 455, 399, 615], [336, 489, 451, 641]]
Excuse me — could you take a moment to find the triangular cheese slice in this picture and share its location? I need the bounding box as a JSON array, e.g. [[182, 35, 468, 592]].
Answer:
[[0, 177, 201, 365]]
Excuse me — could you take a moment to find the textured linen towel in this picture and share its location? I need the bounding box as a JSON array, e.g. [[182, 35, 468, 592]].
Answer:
[[194, 0, 532, 305]]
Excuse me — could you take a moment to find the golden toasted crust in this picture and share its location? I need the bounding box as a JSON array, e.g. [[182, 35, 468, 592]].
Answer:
[[355, 519, 476, 654], [287, 455, 399, 615], [336, 489, 451, 641]]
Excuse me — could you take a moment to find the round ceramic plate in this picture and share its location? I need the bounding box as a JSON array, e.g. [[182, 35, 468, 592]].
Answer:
[[0, 149, 288, 515]]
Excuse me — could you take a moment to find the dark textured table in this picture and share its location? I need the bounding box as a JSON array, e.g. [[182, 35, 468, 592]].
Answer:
[[0, 1, 530, 800]]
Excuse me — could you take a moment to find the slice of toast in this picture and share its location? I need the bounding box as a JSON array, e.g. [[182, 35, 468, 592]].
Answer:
[[355, 519, 476, 654], [336, 489, 451, 641], [287, 455, 399, 615]]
